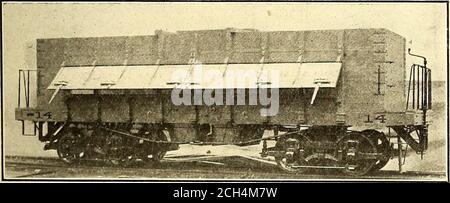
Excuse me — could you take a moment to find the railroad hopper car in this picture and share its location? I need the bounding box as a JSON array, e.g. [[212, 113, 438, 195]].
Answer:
[[15, 28, 432, 176]]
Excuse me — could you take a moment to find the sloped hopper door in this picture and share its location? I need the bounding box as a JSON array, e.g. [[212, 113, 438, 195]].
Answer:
[[47, 63, 342, 90]]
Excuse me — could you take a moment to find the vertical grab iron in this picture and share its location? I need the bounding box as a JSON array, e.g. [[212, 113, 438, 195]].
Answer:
[[17, 69, 38, 136], [406, 49, 432, 112], [406, 48, 431, 155]]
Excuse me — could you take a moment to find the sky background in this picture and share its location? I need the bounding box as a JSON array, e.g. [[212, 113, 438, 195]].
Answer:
[[2, 2, 448, 156]]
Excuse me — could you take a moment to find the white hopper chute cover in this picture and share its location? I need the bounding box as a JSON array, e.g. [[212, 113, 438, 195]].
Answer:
[[48, 62, 342, 90]]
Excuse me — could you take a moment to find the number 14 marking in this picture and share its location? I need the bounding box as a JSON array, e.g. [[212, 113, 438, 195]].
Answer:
[[365, 114, 386, 123], [36, 112, 52, 119]]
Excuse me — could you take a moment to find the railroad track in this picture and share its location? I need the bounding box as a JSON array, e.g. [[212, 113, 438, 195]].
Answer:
[[4, 156, 446, 180]]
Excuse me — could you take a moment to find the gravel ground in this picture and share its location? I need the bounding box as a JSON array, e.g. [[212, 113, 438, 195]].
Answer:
[[4, 156, 446, 180]]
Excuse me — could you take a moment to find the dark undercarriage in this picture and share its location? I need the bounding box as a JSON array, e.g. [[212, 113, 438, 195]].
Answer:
[[36, 122, 428, 176]]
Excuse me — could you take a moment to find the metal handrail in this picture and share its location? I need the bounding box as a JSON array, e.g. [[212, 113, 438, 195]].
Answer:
[[18, 69, 38, 108], [406, 64, 431, 110], [406, 49, 431, 111]]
